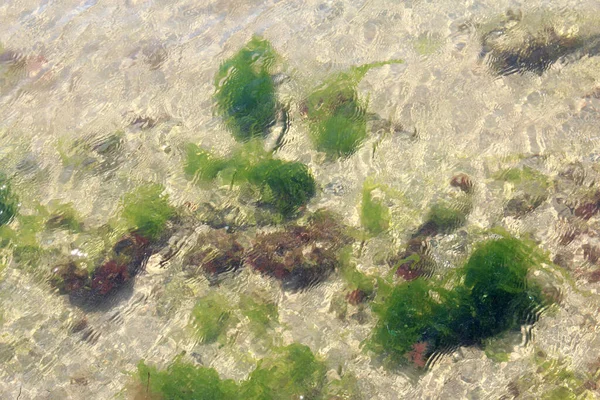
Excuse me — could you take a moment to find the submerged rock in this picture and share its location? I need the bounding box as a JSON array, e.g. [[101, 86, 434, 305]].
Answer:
[[478, 10, 600, 76], [246, 212, 351, 291], [184, 229, 244, 282]]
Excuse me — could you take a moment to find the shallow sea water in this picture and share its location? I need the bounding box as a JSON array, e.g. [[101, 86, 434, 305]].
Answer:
[[1, 0, 600, 399]]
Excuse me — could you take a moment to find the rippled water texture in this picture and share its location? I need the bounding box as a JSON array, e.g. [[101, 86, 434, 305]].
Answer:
[[2, 0, 600, 399]]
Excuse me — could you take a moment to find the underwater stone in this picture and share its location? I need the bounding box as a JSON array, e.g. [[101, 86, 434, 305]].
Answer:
[[184, 229, 244, 281], [246, 211, 351, 291]]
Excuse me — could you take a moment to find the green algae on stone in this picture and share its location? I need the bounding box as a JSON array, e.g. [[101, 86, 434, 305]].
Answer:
[[0, 173, 18, 226], [360, 181, 390, 236], [369, 236, 550, 365], [495, 166, 550, 218], [214, 36, 280, 142], [245, 158, 316, 217], [136, 359, 238, 400], [121, 183, 175, 240], [239, 343, 327, 399], [239, 294, 279, 337], [184, 144, 230, 183], [44, 202, 83, 232], [305, 59, 403, 159], [191, 292, 233, 344]]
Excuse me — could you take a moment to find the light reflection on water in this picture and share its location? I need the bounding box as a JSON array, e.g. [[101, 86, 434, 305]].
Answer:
[[1, 0, 600, 398]]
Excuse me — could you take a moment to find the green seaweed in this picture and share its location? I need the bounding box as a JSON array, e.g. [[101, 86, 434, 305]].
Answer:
[[239, 294, 278, 337], [191, 292, 233, 344], [245, 158, 316, 217], [133, 344, 334, 400], [427, 202, 468, 232], [121, 183, 175, 240], [240, 343, 327, 399], [137, 359, 238, 400], [369, 236, 549, 364], [306, 60, 403, 159], [214, 36, 279, 142], [183, 143, 315, 218], [0, 173, 18, 226], [360, 181, 390, 236], [184, 144, 230, 183]]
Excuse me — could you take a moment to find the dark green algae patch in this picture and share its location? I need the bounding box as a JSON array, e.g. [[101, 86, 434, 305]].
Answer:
[[369, 236, 553, 367], [133, 343, 331, 400], [214, 36, 280, 142]]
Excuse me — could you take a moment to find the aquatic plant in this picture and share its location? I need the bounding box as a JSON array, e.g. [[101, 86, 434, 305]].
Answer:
[[388, 237, 435, 281], [246, 211, 351, 291], [184, 144, 230, 183], [0, 173, 18, 226], [370, 236, 550, 365], [239, 294, 278, 337], [121, 184, 175, 240], [305, 59, 403, 159], [49, 232, 150, 299], [45, 202, 83, 232], [183, 143, 316, 218], [239, 343, 327, 399], [191, 292, 233, 344], [245, 158, 316, 217], [132, 344, 329, 399], [360, 181, 390, 236], [136, 359, 238, 400], [214, 36, 279, 142]]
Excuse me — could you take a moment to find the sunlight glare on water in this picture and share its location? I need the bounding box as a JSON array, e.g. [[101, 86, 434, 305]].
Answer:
[[1, 0, 600, 399]]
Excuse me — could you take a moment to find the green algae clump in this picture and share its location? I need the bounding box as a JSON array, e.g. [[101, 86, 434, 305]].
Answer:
[[136, 359, 238, 400], [121, 184, 175, 240], [305, 60, 403, 159], [184, 144, 230, 183], [240, 343, 327, 399], [191, 292, 233, 344], [214, 36, 279, 142], [370, 236, 549, 365], [245, 158, 316, 217], [360, 182, 390, 236], [0, 173, 18, 226]]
